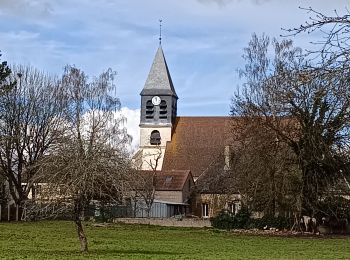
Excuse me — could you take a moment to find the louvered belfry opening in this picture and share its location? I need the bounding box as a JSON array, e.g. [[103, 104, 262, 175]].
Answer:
[[159, 100, 167, 119], [145, 100, 154, 119]]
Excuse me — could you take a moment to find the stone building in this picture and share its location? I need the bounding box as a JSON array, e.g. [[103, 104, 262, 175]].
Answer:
[[133, 45, 240, 218]]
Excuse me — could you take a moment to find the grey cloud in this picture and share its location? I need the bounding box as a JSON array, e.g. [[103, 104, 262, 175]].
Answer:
[[0, 0, 53, 17]]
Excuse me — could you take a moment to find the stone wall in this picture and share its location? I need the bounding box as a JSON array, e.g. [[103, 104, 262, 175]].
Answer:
[[114, 217, 212, 228]]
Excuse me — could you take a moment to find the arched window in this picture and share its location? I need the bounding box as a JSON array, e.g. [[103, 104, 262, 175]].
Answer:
[[150, 130, 161, 145], [145, 100, 154, 119], [159, 100, 167, 119]]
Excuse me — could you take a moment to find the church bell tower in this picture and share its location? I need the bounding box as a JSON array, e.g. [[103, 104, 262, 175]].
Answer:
[[138, 46, 178, 170]]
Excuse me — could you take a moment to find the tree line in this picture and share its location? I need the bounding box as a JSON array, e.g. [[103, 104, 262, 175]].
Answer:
[[0, 59, 133, 251], [230, 8, 350, 227]]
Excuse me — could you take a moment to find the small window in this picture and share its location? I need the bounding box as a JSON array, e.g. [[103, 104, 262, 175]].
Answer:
[[228, 203, 236, 214], [228, 202, 240, 215], [202, 203, 209, 218], [150, 130, 161, 145]]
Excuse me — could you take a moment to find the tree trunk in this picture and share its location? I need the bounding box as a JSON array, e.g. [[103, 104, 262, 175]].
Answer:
[[15, 204, 19, 221], [269, 168, 276, 217], [75, 218, 88, 252], [301, 167, 317, 217], [7, 202, 10, 221], [146, 203, 151, 218]]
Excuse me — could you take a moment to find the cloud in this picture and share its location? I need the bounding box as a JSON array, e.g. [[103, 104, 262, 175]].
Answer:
[[0, 0, 53, 18], [77, 107, 140, 155], [118, 107, 140, 154], [2, 0, 349, 118]]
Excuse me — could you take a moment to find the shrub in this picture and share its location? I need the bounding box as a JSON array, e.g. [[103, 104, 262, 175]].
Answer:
[[316, 196, 350, 233], [233, 206, 251, 229], [316, 196, 350, 221], [210, 210, 235, 230], [211, 207, 251, 230], [252, 215, 292, 230], [211, 208, 292, 230]]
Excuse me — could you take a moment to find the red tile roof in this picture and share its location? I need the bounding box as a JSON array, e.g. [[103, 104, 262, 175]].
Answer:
[[140, 170, 192, 191], [162, 116, 231, 178], [156, 170, 192, 191]]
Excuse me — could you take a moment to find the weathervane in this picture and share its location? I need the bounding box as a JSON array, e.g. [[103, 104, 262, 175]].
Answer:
[[159, 19, 162, 45]]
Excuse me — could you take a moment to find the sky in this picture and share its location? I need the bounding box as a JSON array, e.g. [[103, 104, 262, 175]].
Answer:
[[0, 0, 349, 150]]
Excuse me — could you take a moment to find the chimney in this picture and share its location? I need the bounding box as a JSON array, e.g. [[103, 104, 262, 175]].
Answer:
[[224, 145, 230, 171]]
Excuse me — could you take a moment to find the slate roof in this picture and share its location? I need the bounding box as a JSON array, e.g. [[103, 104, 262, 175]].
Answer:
[[162, 116, 232, 179], [140, 46, 178, 98]]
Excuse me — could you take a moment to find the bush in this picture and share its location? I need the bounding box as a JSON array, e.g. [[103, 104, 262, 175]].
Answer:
[[252, 215, 292, 230], [211, 208, 292, 230], [210, 210, 235, 230], [316, 196, 350, 221], [211, 207, 251, 230], [316, 196, 350, 233], [233, 207, 251, 229]]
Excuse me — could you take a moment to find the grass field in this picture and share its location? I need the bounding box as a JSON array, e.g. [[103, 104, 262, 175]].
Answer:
[[0, 221, 349, 259]]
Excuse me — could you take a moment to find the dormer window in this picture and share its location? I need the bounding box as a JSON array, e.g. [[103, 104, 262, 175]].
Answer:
[[159, 100, 167, 119], [165, 176, 173, 183], [146, 100, 154, 119], [150, 130, 161, 145]]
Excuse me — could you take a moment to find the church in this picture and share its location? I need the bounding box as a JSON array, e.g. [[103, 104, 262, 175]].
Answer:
[[133, 45, 241, 218]]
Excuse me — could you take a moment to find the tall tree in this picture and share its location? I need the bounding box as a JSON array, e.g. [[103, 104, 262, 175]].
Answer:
[[231, 34, 350, 217], [0, 52, 15, 93], [0, 52, 15, 209], [230, 119, 301, 217], [0, 65, 64, 219], [34, 65, 131, 252]]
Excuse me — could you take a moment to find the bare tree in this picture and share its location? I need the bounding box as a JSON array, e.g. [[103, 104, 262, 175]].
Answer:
[[138, 147, 162, 218], [34, 65, 131, 252], [231, 33, 350, 217], [230, 118, 301, 217], [285, 7, 350, 68], [0, 52, 14, 218], [0, 65, 64, 220]]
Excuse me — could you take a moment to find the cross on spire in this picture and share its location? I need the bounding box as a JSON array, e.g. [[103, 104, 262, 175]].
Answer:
[[159, 19, 162, 45]]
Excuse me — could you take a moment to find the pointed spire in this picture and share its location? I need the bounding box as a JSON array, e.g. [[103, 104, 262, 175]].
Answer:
[[141, 46, 178, 98]]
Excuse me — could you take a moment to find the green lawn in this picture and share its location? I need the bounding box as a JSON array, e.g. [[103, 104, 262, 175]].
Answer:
[[0, 221, 349, 259]]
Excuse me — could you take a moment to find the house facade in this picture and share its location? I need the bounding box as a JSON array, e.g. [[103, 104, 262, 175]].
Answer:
[[133, 170, 194, 218]]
